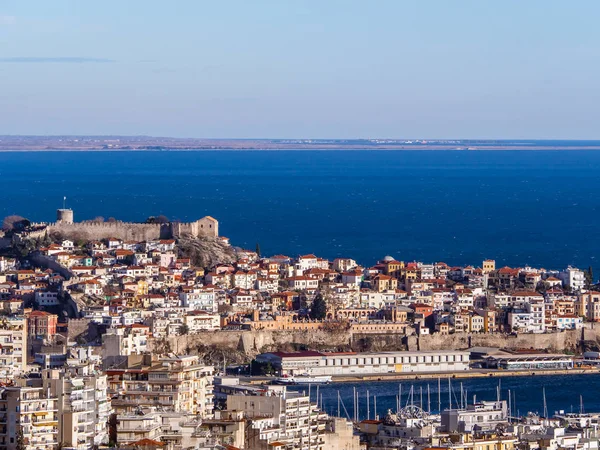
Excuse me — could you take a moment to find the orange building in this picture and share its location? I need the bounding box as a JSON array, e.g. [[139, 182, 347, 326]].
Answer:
[[27, 310, 58, 338]]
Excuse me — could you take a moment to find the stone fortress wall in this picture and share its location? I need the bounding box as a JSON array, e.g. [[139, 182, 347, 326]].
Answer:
[[33, 209, 219, 242]]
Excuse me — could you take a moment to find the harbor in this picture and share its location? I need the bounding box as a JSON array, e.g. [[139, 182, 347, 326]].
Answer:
[[288, 373, 600, 422]]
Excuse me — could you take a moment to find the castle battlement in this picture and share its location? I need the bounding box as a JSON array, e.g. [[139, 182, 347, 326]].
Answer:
[[43, 210, 218, 242]]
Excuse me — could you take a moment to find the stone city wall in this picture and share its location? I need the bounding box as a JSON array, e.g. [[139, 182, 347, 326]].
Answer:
[[152, 328, 591, 360], [43, 216, 218, 242], [47, 221, 170, 241]]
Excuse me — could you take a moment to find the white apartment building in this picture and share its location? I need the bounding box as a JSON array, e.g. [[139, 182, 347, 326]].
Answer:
[[178, 289, 216, 312], [35, 291, 60, 306], [0, 317, 27, 380], [183, 311, 220, 332], [106, 355, 214, 418], [44, 363, 112, 450], [0, 384, 59, 450], [559, 266, 586, 292], [228, 386, 328, 450]]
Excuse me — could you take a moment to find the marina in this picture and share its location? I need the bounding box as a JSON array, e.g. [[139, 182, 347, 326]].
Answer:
[[290, 373, 600, 422]]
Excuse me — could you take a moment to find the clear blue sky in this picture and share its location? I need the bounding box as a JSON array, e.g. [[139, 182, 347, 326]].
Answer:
[[1, 0, 599, 139]]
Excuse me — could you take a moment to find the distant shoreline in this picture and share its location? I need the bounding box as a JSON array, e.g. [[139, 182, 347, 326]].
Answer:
[[2, 136, 600, 151], [3, 146, 600, 152]]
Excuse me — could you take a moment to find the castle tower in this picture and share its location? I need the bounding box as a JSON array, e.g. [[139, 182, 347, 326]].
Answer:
[[56, 208, 74, 224]]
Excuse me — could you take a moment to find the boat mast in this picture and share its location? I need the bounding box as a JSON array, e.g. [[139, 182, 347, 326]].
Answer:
[[427, 384, 431, 413], [374, 395, 377, 419], [508, 389, 511, 423], [438, 377, 441, 412], [353, 386, 356, 422], [543, 387, 548, 418]]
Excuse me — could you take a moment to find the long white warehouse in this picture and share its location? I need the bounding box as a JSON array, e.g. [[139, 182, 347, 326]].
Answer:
[[256, 350, 470, 376]]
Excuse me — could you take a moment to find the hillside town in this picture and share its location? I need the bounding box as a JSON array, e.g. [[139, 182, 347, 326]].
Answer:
[[1, 211, 600, 449]]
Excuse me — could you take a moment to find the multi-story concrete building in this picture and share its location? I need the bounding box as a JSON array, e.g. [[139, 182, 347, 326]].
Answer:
[[441, 401, 508, 432], [559, 266, 586, 292], [227, 385, 328, 450], [0, 317, 27, 380], [0, 383, 59, 450], [576, 291, 600, 321], [44, 363, 111, 450], [106, 355, 214, 418]]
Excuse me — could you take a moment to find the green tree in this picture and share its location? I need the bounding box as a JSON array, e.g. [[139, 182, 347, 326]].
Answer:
[[585, 266, 594, 288], [178, 324, 189, 335], [255, 242, 261, 258], [15, 428, 25, 450], [2, 215, 28, 232], [309, 293, 327, 320], [250, 360, 275, 375]]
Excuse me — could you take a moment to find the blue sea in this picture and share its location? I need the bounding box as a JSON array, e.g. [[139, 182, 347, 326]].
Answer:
[[292, 374, 600, 420], [1, 150, 599, 272]]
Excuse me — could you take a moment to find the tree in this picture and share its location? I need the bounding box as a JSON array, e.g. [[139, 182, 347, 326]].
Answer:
[[15, 427, 25, 450], [536, 281, 550, 294], [106, 217, 117, 223], [255, 242, 261, 258], [250, 360, 275, 376], [93, 216, 105, 223], [178, 324, 189, 335], [309, 293, 327, 320], [2, 215, 29, 232], [585, 266, 594, 288], [146, 215, 169, 224]]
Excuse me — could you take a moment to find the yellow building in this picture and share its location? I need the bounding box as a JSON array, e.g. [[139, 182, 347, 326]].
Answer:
[[482, 259, 496, 274]]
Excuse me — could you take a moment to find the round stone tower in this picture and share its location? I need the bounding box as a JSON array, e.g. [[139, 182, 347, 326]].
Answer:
[[56, 208, 74, 224]]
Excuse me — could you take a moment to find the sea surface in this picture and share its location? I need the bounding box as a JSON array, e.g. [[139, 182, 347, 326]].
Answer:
[[1, 150, 600, 271], [291, 374, 600, 420]]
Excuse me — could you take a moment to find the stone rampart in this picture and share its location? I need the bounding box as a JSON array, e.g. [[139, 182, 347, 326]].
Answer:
[[47, 221, 169, 241], [410, 330, 582, 353], [43, 216, 218, 242], [152, 328, 591, 361]]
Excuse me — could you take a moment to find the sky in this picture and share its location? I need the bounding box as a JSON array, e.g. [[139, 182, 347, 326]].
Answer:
[[0, 0, 599, 139]]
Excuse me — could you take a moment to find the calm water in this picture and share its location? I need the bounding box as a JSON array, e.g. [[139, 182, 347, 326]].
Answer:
[[292, 374, 600, 420], [1, 150, 600, 270]]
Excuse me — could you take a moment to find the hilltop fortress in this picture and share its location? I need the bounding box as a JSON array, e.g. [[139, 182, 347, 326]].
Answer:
[[35, 208, 219, 242]]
